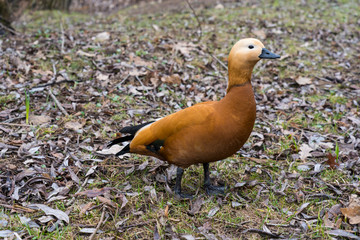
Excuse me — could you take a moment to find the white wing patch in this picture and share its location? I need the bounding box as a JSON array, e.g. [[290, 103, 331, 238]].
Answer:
[[133, 117, 163, 137]]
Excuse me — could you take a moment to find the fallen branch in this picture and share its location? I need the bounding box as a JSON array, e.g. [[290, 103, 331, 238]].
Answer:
[[0, 22, 17, 35], [242, 228, 282, 238], [0, 203, 36, 213], [48, 89, 69, 116], [1, 116, 25, 124], [117, 220, 153, 230], [60, 22, 65, 55], [0, 122, 30, 127], [185, 0, 202, 42], [30, 79, 77, 90], [50, 61, 58, 82], [89, 209, 105, 240], [209, 53, 228, 70], [66, 176, 89, 206]]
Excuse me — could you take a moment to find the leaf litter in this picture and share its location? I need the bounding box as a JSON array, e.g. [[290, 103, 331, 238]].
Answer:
[[0, 0, 359, 239]]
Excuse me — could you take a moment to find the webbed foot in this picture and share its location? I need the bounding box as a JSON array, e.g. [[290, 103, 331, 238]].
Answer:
[[204, 184, 225, 195]]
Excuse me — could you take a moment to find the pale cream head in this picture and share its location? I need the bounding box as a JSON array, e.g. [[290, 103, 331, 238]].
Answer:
[[229, 38, 265, 68], [226, 38, 280, 92]]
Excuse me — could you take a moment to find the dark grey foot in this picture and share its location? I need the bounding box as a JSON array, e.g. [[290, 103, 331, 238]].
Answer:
[[204, 184, 225, 195], [174, 189, 194, 199], [203, 163, 225, 196], [174, 167, 193, 199]]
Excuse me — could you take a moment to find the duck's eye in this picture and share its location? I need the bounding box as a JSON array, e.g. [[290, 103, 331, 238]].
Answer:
[[248, 45, 254, 49]]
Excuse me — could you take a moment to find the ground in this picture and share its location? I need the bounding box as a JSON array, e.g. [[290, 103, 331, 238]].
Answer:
[[0, 0, 359, 239]]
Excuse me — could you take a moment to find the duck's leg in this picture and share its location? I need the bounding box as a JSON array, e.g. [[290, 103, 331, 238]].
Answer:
[[203, 163, 225, 195], [174, 167, 193, 199]]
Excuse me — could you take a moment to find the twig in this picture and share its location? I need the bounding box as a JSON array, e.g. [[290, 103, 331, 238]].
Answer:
[[0, 125, 11, 133], [50, 61, 58, 82], [213, 218, 249, 228], [0, 122, 30, 127], [2, 115, 25, 123], [13, 232, 21, 240], [60, 22, 65, 54], [48, 89, 69, 116], [243, 157, 274, 164], [135, 75, 156, 101], [117, 74, 130, 87], [89, 209, 105, 240], [134, 75, 146, 89], [0, 22, 17, 35], [0, 203, 35, 213], [242, 228, 282, 238], [66, 177, 89, 206], [75, 177, 89, 195], [185, 0, 202, 42], [209, 53, 228, 70], [30, 79, 76, 90], [117, 220, 153, 229]]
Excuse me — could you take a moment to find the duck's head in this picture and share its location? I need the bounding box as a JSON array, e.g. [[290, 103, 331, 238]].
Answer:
[[229, 38, 280, 67], [227, 38, 280, 91]]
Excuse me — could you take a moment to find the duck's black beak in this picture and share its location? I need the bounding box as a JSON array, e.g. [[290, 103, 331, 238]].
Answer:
[[259, 48, 280, 59]]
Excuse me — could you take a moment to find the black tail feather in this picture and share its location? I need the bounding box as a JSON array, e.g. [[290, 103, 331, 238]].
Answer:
[[120, 121, 154, 135], [115, 144, 130, 156], [109, 121, 154, 156], [107, 135, 134, 148]]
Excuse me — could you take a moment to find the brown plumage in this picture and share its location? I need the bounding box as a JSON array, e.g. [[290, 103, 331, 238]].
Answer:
[[108, 38, 280, 198]]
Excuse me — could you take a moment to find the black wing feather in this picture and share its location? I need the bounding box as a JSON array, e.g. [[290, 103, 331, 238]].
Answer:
[[120, 121, 154, 135], [108, 121, 155, 156]]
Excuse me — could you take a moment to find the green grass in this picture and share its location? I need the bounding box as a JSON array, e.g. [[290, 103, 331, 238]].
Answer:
[[0, 94, 16, 107]]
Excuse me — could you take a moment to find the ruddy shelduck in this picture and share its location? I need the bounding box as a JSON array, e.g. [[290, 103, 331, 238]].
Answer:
[[108, 38, 280, 198]]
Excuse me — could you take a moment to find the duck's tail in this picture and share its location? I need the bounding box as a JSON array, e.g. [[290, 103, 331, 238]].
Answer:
[[107, 121, 154, 156]]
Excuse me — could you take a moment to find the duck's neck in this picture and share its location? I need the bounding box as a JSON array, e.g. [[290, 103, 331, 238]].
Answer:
[[226, 61, 256, 93], [222, 81, 255, 109]]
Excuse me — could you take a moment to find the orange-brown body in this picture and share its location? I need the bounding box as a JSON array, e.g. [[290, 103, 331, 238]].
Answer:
[[130, 82, 256, 168]]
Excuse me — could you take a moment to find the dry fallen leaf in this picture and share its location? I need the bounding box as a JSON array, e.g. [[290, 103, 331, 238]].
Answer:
[[93, 31, 110, 42], [28, 204, 69, 223], [323, 212, 335, 228], [295, 76, 312, 85], [96, 144, 123, 155], [76, 50, 96, 57], [96, 73, 109, 81], [29, 114, 52, 125], [327, 229, 360, 239], [164, 205, 169, 218], [97, 196, 117, 208], [173, 42, 196, 58], [326, 153, 339, 169], [119, 194, 128, 209], [128, 68, 147, 76], [188, 197, 204, 216], [299, 143, 313, 160], [153, 224, 161, 240], [207, 206, 219, 217], [341, 206, 360, 224], [76, 187, 112, 198], [79, 202, 94, 217], [214, 3, 224, 9], [161, 74, 181, 85], [79, 228, 104, 234], [0, 230, 14, 238], [341, 195, 360, 225], [181, 234, 196, 240], [130, 54, 155, 68], [64, 121, 84, 131], [253, 29, 267, 39]]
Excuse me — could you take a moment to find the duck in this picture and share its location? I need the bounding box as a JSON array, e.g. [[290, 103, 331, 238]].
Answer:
[[108, 38, 280, 198]]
